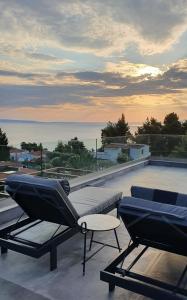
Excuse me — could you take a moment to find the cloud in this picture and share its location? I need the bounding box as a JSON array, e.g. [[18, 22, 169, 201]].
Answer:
[[1, 1, 187, 122], [0, 0, 187, 60], [1, 58, 187, 111], [110, 0, 187, 54], [0, 84, 96, 107]]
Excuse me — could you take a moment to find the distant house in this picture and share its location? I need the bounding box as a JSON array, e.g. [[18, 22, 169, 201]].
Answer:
[[96, 143, 150, 162], [10, 148, 33, 162], [129, 144, 150, 160], [10, 148, 46, 162]]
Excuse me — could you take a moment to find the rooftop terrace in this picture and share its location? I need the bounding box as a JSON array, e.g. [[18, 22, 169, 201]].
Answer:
[[0, 160, 187, 300]]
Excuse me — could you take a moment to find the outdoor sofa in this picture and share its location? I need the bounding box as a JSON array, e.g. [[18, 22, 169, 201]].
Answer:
[[0, 174, 122, 270], [100, 186, 187, 299]]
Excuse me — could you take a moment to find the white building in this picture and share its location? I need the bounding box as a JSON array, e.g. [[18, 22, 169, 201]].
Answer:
[[10, 149, 46, 163], [10, 149, 33, 162], [96, 143, 150, 162], [129, 144, 150, 160]]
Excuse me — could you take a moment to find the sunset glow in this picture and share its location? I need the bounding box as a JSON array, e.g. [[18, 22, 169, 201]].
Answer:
[[137, 66, 162, 77], [0, 1, 187, 122]]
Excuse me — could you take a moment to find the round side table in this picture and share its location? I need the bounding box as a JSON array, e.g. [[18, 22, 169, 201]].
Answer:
[[78, 214, 121, 275]]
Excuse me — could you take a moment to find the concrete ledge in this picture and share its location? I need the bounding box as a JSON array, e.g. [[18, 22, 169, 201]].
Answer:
[[149, 159, 187, 168], [70, 158, 149, 191]]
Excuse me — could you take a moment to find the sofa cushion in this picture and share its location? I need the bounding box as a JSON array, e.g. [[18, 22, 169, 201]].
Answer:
[[69, 186, 122, 217]]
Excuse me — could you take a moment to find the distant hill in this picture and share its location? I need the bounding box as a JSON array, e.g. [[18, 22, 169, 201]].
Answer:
[[0, 119, 140, 126], [0, 119, 106, 125], [0, 119, 39, 124]]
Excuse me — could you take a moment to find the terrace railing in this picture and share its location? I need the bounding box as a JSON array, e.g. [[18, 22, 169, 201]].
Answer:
[[0, 134, 186, 183]]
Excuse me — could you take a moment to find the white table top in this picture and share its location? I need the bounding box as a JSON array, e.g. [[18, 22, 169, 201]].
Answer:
[[78, 214, 120, 231]]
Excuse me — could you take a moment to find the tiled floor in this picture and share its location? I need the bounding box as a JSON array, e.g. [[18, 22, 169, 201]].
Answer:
[[0, 165, 187, 300], [103, 165, 187, 195]]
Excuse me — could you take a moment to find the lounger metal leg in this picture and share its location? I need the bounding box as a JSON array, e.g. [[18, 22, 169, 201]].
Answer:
[[83, 231, 87, 276], [50, 247, 57, 271], [89, 231, 94, 251], [114, 229, 121, 252], [109, 283, 115, 292], [1, 246, 8, 254]]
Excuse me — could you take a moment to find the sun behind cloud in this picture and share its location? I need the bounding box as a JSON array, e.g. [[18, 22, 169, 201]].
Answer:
[[137, 65, 162, 77], [106, 61, 163, 78]]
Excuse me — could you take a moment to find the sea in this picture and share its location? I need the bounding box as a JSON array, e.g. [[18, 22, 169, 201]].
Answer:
[[0, 120, 140, 151]]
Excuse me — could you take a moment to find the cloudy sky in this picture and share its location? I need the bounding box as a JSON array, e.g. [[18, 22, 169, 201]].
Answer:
[[0, 0, 187, 122]]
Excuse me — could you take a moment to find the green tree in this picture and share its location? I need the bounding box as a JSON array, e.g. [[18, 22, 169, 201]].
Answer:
[[0, 128, 9, 160], [66, 152, 95, 169], [182, 120, 187, 134], [68, 137, 85, 154], [170, 136, 187, 158], [21, 142, 41, 152], [50, 156, 63, 167], [135, 113, 186, 157], [162, 112, 183, 134], [135, 117, 163, 156], [161, 113, 184, 155], [101, 114, 131, 144], [136, 117, 162, 135], [55, 138, 85, 155], [54, 141, 64, 152], [50, 138, 97, 170], [116, 114, 130, 136], [47, 151, 62, 160], [117, 152, 129, 164]]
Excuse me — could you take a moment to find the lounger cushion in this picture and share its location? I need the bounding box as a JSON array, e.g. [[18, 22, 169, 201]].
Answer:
[[69, 187, 122, 217], [6, 175, 122, 226]]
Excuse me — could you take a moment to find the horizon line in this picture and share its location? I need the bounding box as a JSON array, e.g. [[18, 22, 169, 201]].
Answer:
[[0, 118, 141, 125]]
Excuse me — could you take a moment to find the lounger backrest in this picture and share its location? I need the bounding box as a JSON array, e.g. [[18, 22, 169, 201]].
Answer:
[[5, 175, 79, 227], [119, 196, 187, 250]]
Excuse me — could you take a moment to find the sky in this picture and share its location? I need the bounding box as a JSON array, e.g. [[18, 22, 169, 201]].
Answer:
[[0, 0, 187, 123]]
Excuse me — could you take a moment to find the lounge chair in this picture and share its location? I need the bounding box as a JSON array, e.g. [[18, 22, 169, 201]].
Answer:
[[100, 186, 187, 299], [0, 174, 122, 271]]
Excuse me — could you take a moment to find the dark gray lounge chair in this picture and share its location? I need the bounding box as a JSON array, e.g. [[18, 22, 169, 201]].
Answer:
[[100, 186, 187, 299], [0, 174, 122, 270]]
